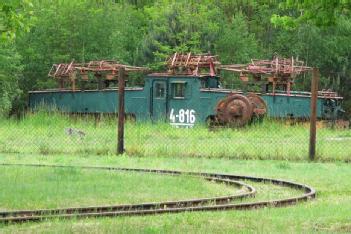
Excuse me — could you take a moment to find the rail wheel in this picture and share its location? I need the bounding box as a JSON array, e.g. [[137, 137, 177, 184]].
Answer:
[[247, 93, 267, 120], [216, 94, 253, 127]]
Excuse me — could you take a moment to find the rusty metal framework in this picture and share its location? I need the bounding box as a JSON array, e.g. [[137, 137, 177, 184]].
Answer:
[[165, 53, 312, 95], [48, 60, 148, 90], [221, 57, 312, 95], [48, 55, 312, 94], [166, 52, 220, 76]]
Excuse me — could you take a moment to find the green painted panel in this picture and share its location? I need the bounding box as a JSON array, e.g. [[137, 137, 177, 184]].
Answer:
[[29, 89, 148, 120], [29, 75, 344, 126], [261, 95, 322, 118]]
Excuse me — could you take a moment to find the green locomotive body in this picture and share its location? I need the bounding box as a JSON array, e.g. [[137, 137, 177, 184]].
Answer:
[[29, 73, 344, 127]]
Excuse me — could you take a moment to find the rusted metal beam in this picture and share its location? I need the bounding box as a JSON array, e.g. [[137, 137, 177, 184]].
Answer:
[[166, 53, 220, 76], [48, 60, 148, 90], [221, 56, 312, 95], [309, 68, 319, 161], [117, 67, 125, 155]]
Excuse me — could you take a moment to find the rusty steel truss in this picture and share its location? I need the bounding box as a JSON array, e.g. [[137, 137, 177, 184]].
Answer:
[[165, 53, 312, 95], [48, 60, 148, 90], [221, 57, 312, 95], [166, 52, 220, 76], [48, 54, 312, 94]]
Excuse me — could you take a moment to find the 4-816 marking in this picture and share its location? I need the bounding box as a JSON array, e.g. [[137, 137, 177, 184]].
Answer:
[[169, 108, 196, 127]]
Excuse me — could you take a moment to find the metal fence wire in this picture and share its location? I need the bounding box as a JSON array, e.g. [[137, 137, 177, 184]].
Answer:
[[0, 112, 350, 162], [0, 65, 350, 161]]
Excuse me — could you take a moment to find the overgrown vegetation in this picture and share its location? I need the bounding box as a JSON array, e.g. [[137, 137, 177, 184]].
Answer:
[[0, 112, 350, 161], [0, 0, 350, 116]]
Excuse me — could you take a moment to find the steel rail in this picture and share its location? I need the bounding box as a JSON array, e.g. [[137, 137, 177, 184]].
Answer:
[[0, 177, 255, 218], [0, 164, 316, 223]]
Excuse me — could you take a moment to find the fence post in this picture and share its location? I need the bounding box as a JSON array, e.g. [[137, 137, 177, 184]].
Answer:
[[309, 68, 319, 161], [117, 67, 125, 155]]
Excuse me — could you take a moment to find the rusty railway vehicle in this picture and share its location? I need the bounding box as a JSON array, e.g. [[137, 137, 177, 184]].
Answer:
[[28, 53, 345, 127]]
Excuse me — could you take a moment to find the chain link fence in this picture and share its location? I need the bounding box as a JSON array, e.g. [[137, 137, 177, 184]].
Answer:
[[0, 112, 350, 161]]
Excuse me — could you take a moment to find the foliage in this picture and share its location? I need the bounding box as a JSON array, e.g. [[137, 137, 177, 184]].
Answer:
[[0, 0, 35, 41], [139, 0, 224, 70], [215, 13, 261, 64], [0, 42, 22, 116], [0, 0, 350, 116], [15, 0, 147, 107], [271, 0, 351, 28]]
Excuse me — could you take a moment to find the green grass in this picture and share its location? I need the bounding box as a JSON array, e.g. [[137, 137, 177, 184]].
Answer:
[[0, 154, 350, 233], [1, 113, 349, 232], [0, 112, 350, 161], [0, 167, 236, 211]]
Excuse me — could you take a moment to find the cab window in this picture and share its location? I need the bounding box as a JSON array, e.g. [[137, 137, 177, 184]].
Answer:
[[172, 82, 186, 99], [154, 82, 166, 98]]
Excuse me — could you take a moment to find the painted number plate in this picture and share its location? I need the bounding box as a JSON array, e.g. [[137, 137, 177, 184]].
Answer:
[[169, 108, 196, 127]]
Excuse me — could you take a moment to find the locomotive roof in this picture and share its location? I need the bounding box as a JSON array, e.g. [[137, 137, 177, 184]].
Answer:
[[147, 73, 219, 78]]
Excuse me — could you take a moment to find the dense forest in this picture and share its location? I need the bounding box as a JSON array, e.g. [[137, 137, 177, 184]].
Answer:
[[1, 0, 351, 117]]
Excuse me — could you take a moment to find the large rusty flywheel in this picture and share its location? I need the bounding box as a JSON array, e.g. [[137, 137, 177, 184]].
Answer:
[[216, 94, 253, 127], [246, 93, 267, 119], [216, 93, 267, 127]]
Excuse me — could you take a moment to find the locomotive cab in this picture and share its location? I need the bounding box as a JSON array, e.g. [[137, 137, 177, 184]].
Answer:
[[200, 76, 221, 89]]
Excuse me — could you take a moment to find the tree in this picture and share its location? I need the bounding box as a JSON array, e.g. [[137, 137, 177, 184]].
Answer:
[[16, 0, 146, 93], [0, 42, 22, 116], [215, 13, 261, 64], [0, 0, 33, 116], [1, 0, 349, 117], [0, 0, 34, 41], [139, 0, 224, 69], [271, 0, 351, 28]]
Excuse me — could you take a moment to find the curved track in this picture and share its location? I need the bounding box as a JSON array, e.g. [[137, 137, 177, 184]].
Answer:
[[0, 164, 316, 223]]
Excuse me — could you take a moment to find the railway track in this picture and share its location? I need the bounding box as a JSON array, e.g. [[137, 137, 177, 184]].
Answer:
[[0, 164, 316, 223]]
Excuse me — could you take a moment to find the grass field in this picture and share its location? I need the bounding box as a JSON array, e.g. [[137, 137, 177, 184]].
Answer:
[[0, 154, 350, 233], [0, 167, 237, 211], [0, 113, 350, 232], [0, 112, 350, 161]]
